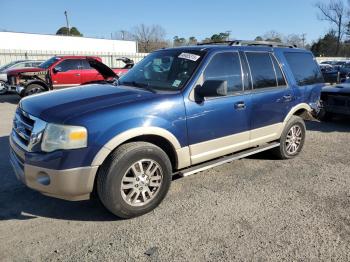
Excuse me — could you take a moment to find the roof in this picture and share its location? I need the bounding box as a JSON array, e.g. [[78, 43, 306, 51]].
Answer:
[[159, 40, 305, 53]]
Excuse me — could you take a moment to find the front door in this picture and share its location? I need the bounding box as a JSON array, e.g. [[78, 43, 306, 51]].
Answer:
[[185, 51, 252, 165], [51, 59, 82, 89], [244, 52, 294, 145]]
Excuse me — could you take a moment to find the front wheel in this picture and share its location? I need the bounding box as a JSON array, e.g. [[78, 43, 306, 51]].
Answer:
[[24, 84, 46, 96], [272, 116, 306, 159], [97, 142, 172, 218]]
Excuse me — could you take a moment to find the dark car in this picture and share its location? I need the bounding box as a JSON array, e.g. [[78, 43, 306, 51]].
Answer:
[[320, 84, 350, 120]]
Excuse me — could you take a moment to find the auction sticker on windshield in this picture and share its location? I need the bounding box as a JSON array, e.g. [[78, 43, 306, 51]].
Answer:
[[178, 53, 200, 61]]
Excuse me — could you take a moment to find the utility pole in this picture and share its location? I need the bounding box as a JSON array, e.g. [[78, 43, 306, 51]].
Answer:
[[64, 11, 70, 36], [301, 33, 306, 48], [226, 30, 232, 41]]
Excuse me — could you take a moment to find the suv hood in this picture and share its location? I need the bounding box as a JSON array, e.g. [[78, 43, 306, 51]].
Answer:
[[20, 84, 156, 123], [87, 57, 117, 79], [7, 67, 45, 76]]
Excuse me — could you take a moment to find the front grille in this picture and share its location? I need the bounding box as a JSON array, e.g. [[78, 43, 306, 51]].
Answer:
[[12, 108, 47, 151], [327, 95, 350, 108]]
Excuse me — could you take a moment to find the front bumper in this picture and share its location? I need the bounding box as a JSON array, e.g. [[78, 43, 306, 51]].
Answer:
[[9, 135, 98, 201]]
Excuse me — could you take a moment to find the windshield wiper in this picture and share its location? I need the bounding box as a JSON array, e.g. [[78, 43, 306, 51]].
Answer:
[[119, 81, 156, 93]]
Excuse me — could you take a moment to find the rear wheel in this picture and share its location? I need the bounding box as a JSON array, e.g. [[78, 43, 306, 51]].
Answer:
[[272, 116, 306, 159], [97, 142, 172, 218], [24, 84, 46, 96]]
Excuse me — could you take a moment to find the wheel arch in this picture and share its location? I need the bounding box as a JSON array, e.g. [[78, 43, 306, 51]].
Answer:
[[91, 127, 191, 171], [284, 103, 313, 123]]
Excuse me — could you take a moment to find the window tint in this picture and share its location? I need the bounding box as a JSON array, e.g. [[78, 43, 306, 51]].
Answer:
[[203, 52, 243, 94], [284, 52, 323, 86], [81, 60, 94, 70], [271, 55, 287, 86], [246, 52, 277, 89], [57, 59, 81, 72]]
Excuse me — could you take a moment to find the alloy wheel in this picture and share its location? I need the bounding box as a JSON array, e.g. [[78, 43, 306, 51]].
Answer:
[[120, 159, 163, 207]]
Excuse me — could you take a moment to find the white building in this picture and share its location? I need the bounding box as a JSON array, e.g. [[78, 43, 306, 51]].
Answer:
[[0, 31, 137, 53]]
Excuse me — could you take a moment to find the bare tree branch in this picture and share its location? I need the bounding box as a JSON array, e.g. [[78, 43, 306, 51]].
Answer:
[[315, 0, 347, 55]]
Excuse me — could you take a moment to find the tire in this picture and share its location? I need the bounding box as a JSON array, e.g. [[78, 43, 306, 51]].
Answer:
[[272, 116, 306, 159], [97, 142, 172, 218], [24, 84, 46, 96], [0, 81, 7, 95]]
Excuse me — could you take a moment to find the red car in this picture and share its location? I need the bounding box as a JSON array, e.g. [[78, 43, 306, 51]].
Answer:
[[7, 56, 133, 96]]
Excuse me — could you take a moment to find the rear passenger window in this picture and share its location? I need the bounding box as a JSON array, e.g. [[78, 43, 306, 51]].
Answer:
[[271, 55, 287, 86], [284, 52, 324, 86], [203, 52, 243, 94], [246, 52, 277, 89]]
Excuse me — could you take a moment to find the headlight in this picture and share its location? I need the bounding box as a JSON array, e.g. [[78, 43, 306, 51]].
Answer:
[[41, 123, 88, 152]]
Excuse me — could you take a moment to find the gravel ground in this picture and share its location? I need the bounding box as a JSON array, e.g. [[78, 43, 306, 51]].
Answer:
[[0, 94, 350, 261]]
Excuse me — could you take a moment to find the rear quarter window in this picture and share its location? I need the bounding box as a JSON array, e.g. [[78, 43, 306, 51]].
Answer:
[[284, 52, 324, 86]]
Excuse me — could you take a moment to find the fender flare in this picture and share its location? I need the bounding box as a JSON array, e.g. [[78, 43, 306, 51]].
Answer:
[[283, 103, 312, 124], [91, 127, 185, 166]]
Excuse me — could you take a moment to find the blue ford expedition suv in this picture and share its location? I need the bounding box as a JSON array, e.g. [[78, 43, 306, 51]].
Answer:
[[10, 41, 324, 218]]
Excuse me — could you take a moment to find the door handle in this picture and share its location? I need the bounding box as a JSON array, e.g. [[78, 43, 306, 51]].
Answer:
[[75, 73, 81, 76], [282, 94, 293, 102], [234, 102, 246, 110]]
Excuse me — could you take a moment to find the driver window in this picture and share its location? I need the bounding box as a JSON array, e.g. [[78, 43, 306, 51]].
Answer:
[[57, 59, 81, 72], [203, 52, 243, 95]]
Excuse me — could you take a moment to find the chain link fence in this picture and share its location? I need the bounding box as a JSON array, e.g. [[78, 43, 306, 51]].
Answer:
[[0, 49, 148, 68]]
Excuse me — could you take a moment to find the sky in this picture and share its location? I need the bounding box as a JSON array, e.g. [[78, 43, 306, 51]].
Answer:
[[0, 0, 333, 43]]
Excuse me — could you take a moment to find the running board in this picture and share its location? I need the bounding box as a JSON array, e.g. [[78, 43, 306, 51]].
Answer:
[[177, 142, 280, 177]]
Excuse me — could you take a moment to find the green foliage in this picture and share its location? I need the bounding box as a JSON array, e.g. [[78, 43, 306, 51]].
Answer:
[[56, 26, 83, 37]]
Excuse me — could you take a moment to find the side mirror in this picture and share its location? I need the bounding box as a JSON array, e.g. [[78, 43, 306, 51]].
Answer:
[[196, 80, 227, 98], [53, 66, 62, 73]]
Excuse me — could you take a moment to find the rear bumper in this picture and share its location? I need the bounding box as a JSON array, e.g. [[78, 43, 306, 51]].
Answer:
[[9, 135, 98, 201]]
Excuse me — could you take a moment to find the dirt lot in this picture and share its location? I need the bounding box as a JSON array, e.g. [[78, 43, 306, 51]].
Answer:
[[0, 93, 349, 261]]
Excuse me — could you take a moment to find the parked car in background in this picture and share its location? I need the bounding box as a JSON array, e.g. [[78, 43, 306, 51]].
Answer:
[[320, 83, 350, 120], [6, 56, 132, 97], [319, 64, 339, 84], [9, 41, 323, 218], [0, 60, 43, 94]]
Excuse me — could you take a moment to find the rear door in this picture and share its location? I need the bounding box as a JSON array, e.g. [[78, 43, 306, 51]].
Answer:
[[51, 59, 82, 89], [283, 52, 324, 107], [80, 59, 104, 84], [245, 52, 293, 145], [185, 51, 252, 164]]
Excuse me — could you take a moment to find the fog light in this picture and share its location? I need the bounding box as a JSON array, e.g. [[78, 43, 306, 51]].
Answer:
[[36, 172, 50, 186]]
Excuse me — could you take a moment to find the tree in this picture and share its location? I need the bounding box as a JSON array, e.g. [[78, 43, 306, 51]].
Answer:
[[285, 34, 304, 47], [173, 36, 186, 47], [56, 26, 83, 36], [311, 30, 338, 56], [210, 32, 229, 42], [315, 0, 347, 55], [254, 36, 263, 41], [188, 36, 198, 45], [56, 27, 69, 35], [132, 24, 167, 52], [69, 27, 83, 36], [263, 30, 282, 43]]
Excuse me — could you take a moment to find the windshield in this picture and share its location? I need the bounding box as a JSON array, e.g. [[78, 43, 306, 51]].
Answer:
[[39, 57, 61, 69], [119, 50, 205, 91]]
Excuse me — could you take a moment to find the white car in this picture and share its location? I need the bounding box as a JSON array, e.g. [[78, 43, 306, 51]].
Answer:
[[0, 60, 44, 94]]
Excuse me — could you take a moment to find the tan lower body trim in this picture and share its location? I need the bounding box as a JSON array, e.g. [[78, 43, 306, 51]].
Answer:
[[189, 123, 284, 165]]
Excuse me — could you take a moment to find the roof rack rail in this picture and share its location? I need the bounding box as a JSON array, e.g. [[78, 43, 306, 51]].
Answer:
[[197, 40, 297, 48]]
